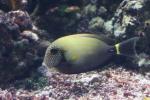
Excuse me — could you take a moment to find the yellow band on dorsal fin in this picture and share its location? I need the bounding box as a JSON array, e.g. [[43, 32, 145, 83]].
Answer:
[[115, 44, 120, 55]]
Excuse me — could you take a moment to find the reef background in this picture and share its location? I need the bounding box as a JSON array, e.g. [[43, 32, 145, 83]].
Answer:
[[0, 0, 149, 99]]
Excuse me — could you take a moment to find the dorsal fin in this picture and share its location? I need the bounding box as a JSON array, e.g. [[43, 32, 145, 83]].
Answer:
[[67, 33, 115, 45]]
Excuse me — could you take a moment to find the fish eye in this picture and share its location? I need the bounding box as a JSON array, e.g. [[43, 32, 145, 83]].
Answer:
[[50, 48, 59, 55]]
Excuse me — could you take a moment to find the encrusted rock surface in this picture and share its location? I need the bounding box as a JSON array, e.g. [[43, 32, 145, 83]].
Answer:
[[0, 10, 49, 84], [0, 67, 150, 99]]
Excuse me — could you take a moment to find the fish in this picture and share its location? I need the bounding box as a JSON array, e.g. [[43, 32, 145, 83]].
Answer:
[[42, 33, 139, 74]]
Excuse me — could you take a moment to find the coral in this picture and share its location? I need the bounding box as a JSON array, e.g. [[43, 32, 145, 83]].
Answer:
[[21, 30, 39, 41], [89, 17, 104, 30], [0, 10, 49, 85], [83, 4, 97, 16], [104, 0, 146, 38]]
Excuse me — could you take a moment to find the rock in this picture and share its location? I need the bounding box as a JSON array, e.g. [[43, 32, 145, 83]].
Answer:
[[102, 0, 150, 68], [97, 6, 107, 15], [89, 17, 104, 30], [21, 30, 39, 41], [104, 0, 146, 38], [104, 20, 114, 34], [0, 10, 49, 85], [13, 39, 29, 49], [8, 10, 33, 31], [135, 53, 150, 69], [83, 4, 97, 16]]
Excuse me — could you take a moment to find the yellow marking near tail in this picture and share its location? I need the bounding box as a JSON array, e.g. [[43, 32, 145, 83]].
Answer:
[[115, 44, 120, 55]]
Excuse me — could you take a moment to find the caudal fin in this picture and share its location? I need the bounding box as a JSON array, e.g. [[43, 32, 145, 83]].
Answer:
[[115, 37, 140, 57]]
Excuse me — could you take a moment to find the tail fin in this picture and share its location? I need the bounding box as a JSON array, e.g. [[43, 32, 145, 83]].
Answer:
[[114, 37, 140, 57]]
